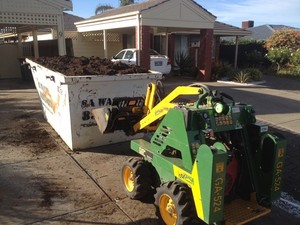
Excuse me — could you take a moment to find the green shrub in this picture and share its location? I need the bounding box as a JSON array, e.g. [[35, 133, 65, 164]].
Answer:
[[290, 49, 300, 66], [265, 48, 292, 71], [277, 66, 300, 78], [233, 71, 251, 83], [211, 61, 235, 81], [245, 49, 265, 67], [289, 65, 300, 76], [242, 68, 263, 81]]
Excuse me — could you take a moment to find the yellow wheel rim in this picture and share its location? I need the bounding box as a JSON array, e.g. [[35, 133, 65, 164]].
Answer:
[[123, 166, 135, 192], [159, 194, 177, 225]]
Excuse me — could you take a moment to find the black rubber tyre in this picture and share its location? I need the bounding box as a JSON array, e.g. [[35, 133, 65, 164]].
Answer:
[[121, 157, 152, 199], [154, 181, 195, 225]]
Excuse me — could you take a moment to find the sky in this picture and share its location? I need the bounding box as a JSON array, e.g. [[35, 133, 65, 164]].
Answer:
[[70, 0, 300, 28]]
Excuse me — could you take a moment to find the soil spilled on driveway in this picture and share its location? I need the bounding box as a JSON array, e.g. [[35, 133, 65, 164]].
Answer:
[[0, 114, 58, 156]]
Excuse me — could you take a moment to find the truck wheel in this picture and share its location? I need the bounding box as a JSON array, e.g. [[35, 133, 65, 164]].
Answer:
[[154, 181, 195, 225], [121, 157, 152, 199]]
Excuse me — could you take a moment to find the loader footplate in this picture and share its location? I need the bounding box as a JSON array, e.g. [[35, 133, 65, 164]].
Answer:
[[224, 199, 271, 225]]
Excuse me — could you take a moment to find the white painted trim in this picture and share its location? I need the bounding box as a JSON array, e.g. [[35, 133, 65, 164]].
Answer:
[[77, 15, 138, 32], [137, 13, 140, 66], [57, 13, 66, 56], [103, 29, 108, 58], [75, 11, 140, 26]]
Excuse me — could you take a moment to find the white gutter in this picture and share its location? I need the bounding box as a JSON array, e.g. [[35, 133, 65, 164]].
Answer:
[[75, 11, 140, 26]]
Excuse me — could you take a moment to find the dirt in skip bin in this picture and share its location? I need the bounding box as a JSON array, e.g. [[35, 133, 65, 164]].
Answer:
[[34, 56, 149, 76]]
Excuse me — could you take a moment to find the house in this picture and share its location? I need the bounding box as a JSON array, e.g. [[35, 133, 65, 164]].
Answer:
[[242, 20, 300, 41], [0, 0, 72, 79], [75, 0, 251, 81], [0, 0, 251, 81]]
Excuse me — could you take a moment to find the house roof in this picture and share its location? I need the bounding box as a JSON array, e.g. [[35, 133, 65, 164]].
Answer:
[[214, 21, 251, 36], [247, 24, 300, 40], [86, 0, 215, 21], [268, 25, 300, 31], [64, 13, 85, 31]]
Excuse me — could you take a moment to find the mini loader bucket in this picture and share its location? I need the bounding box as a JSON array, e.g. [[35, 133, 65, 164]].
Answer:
[[92, 97, 145, 135], [92, 82, 163, 135]]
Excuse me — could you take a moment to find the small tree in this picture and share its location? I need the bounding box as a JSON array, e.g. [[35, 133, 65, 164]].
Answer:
[[266, 48, 292, 71], [120, 0, 134, 6], [95, 0, 136, 15], [265, 29, 300, 72], [95, 4, 114, 14], [265, 29, 300, 50]]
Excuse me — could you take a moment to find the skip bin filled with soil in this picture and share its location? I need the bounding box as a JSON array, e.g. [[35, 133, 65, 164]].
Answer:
[[26, 56, 162, 150]]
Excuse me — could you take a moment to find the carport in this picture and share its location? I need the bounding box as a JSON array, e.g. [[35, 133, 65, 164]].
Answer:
[[75, 0, 216, 81], [0, 0, 73, 58]]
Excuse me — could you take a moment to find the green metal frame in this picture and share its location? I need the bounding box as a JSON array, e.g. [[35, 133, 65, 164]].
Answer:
[[130, 87, 286, 225]]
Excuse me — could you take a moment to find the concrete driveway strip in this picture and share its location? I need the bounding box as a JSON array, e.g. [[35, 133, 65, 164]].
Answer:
[[164, 75, 300, 133], [0, 82, 133, 225], [213, 82, 300, 134], [1, 76, 300, 225]]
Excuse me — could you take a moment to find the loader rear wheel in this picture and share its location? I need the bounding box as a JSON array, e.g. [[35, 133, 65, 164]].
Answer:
[[121, 157, 152, 199], [154, 181, 195, 225]]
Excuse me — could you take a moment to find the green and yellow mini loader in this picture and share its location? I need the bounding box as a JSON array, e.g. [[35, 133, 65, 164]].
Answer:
[[93, 83, 286, 225]]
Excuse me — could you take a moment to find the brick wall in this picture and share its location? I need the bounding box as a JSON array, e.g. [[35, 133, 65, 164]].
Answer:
[[135, 25, 150, 69]]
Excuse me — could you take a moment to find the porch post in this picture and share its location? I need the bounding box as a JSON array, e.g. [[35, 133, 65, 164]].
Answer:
[[103, 29, 108, 58], [168, 34, 175, 65], [33, 29, 39, 58], [199, 29, 213, 81], [57, 14, 66, 56], [234, 36, 239, 68], [165, 30, 169, 56], [215, 36, 221, 64], [135, 14, 141, 66], [17, 33, 23, 57]]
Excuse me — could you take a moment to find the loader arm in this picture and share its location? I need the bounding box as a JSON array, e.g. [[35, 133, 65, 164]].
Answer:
[[92, 82, 207, 134], [133, 85, 204, 132]]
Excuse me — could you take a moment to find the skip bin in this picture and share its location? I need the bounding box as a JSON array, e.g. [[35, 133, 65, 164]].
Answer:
[[26, 58, 162, 150]]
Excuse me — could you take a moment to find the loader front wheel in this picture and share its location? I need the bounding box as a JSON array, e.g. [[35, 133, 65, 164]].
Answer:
[[155, 181, 195, 225], [121, 157, 152, 199]]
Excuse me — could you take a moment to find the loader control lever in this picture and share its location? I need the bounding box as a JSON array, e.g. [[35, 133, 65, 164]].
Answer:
[[220, 92, 235, 105]]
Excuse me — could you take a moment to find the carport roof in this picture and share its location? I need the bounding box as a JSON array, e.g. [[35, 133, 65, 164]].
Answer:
[[0, 0, 73, 38], [214, 21, 252, 36]]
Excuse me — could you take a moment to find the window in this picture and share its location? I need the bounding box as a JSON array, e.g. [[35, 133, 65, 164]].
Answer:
[[115, 50, 126, 59], [124, 50, 134, 59]]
